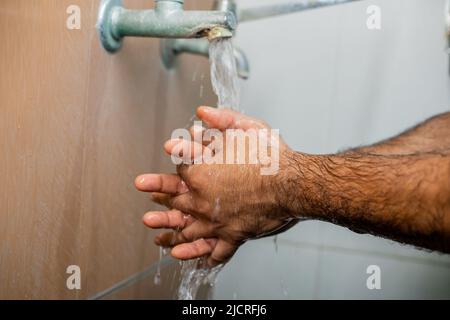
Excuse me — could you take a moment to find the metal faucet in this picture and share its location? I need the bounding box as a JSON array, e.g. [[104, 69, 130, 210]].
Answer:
[[160, 0, 248, 79], [161, 38, 250, 79], [97, 0, 237, 52], [97, 0, 361, 79]]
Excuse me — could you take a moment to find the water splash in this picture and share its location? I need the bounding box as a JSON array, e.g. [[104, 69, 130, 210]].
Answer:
[[177, 258, 224, 300], [153, 247, 167, 286], [176, 38, 240, 300], [154, 246, 169, 285], [273, 235, 279, 253], [280, 279, 289, 298], [154, 247, 162, 285]]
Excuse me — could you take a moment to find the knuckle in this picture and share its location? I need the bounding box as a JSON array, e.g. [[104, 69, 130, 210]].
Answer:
[[180, 228, 191, 241], [189, 174, 207, 189], [195, 199, 212, 216], [210, 253, 227, 265], [170, 196, 184, 211], [193, 240, 204, 255]]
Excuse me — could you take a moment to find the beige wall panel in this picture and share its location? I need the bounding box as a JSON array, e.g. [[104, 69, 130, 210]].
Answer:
[[0, 0, 215, 299]]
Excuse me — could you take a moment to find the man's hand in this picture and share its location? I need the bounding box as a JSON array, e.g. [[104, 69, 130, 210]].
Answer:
[[136, 110, 450, 263], [135, 107, 296, 267]]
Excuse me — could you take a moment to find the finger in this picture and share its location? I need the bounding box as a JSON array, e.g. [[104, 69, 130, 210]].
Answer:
[[155, 221, 215, 247], [152, 192, 196, 214], [197, 107, 235, 130], [171, 238, 218, 260], [135, 174, 188, 194], [171, 191, 197, 214], [151, 192, 173, 208], [143, 210, 194, 230], [164, 139, 210, 162], [189, 124, 210, 147], [197, 106, 269, 131], [233, 116, 268, 131], [207, 240, 238, 267], [191, 126, 213, 148]]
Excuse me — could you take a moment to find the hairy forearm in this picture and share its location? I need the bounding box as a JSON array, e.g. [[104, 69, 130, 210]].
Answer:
[[347, 112, 450, 156], [280, 151, 450, 253]]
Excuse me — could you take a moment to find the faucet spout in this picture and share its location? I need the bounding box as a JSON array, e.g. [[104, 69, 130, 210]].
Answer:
[[161, 38, 250, 79], [98, 0, 236, 53]]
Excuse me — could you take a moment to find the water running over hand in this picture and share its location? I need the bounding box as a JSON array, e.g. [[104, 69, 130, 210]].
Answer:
[[176, 38, 240, 300]]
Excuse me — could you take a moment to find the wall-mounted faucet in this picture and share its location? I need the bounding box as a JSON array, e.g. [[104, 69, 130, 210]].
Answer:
[[158, 0, 248, 79], [97, 0, 236, 52], [97, 0, 361, 79], [161, 38, 250, 79]]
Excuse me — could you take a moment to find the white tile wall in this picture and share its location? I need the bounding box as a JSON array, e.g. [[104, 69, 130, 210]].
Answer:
[[316, 250, 450, 299], [214, 0, 450, 299], [214, 239, 320, 299]]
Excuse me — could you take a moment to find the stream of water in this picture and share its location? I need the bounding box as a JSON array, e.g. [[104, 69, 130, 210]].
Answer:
[[177, 259, 224, 300], [209, 38, 240, 110], [175, 38, 241, 300], [152, 38, 240, 300]]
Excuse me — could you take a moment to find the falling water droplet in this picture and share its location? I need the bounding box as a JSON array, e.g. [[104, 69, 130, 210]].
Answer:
[[280, 279, 289, 297], [273, 235, 279, 253], [154, 272, 161, 286], [154, 246, 163, 285]]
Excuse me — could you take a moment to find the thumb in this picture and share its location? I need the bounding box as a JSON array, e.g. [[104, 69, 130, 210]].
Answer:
[[197, 106, 269, 131], [197, 106, 235, 130]]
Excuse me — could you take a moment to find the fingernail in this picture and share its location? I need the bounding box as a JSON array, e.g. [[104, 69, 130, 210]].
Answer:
[[135, 176, 145, 186], [144, 213, 157, 222], [201, 106, 217, 114]]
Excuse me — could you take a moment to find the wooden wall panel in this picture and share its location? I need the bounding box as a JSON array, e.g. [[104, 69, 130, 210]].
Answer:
[[0, 0, 215, 299]]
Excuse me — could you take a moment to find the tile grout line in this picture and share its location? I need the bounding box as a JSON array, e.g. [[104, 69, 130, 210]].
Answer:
[[88, 256, 174, 300]]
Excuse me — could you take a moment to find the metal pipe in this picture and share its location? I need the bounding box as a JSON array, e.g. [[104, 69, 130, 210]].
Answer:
[[113, 6, 235, 39], [97, 0, 237, 53], [214, 0, 237, 17], [238, 0, 362, 23]]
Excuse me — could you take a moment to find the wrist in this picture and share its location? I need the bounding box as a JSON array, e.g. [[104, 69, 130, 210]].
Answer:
[[276, 149, 329, 220]]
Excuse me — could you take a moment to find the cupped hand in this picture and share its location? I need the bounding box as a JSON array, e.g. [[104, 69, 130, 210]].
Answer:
[[135, 107, 297, 267]]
